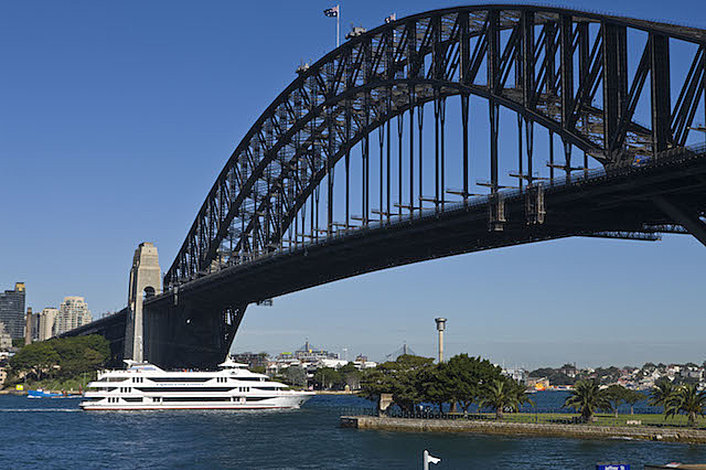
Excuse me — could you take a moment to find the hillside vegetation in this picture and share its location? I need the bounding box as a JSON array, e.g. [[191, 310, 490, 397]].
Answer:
[[3, 335, 110, 392]]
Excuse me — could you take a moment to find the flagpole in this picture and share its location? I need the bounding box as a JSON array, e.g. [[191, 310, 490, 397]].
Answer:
[[337, 4, 340, 48]]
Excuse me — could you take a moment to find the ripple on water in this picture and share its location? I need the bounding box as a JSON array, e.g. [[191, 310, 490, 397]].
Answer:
[[0, 394, 704, 469]]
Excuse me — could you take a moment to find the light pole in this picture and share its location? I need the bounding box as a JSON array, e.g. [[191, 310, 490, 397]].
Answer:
[[434, 317, 447, 363]]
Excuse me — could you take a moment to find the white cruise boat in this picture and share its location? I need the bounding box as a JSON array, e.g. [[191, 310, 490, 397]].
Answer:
[[80, 358, 314, 411]]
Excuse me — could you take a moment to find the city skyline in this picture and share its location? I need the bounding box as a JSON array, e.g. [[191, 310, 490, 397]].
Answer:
[[2, 0, 706, 368]]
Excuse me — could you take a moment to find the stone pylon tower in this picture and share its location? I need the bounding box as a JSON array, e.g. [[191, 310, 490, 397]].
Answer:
[[125, 242, 162, 362]]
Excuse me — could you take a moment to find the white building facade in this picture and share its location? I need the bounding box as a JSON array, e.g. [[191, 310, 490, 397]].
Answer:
[[38, 307, 59, 341], [54, 297, 91, 336]]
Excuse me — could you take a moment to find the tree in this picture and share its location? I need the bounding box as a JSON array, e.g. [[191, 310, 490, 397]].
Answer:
[[418, 364, 454, 412], [605, 384, 627, 418], [479, 377, 532, 420], [283, 366, 307, 387], [664, 384, 706, 427], [339, 362, 362, 390], [622, 389, 645, 415], [7, 335, 109, 385], [563, 380, 611, 423], [443, 354, 503, 412], [313, 367, 341, 390], [649, 378, 675, 411], [360, 354, 434, 413], [9, 341, 60, 381]]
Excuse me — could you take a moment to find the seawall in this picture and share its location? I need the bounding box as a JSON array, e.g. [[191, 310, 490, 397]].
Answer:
[[340, 416, 706, 444]]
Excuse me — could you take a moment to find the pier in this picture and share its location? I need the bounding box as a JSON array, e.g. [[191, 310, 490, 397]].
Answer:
[[341, 416, 706, 444]]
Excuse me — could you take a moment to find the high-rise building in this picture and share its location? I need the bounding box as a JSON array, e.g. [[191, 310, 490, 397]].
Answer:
[[38, 307, 58, 341], [53, 297, 92, 336], [0, 283, 26, 339]]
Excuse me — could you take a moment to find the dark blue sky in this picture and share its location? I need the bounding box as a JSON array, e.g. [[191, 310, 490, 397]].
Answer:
[[1, 0, 705, 367]]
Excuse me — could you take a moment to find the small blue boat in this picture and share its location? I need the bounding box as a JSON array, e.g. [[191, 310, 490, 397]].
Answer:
[[27, 389, 63, 398]]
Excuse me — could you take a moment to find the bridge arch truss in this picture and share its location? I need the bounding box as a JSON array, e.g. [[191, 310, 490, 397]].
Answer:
[[164, 4, 706, 288]]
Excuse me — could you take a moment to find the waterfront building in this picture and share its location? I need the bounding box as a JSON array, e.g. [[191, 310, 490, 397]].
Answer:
[[0, 323, 12, 350], [503, 367, 529, 385], [277, 341, 340, 363], [53, 297, 92, 336], [0, 283, 25, 339], [38, 307, 58, 341], [232, 352, 269, 370]]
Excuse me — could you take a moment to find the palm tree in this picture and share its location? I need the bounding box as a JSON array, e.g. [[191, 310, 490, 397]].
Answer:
[[649, 379, 675, 410], [479, 378, 531, 420], [563, 380, 611, 423], [664, 384, 706, 427], [623, 389, 646, 415]]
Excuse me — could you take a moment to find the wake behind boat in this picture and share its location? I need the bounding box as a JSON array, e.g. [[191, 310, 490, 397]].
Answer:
[[80, 358, 314, 411]]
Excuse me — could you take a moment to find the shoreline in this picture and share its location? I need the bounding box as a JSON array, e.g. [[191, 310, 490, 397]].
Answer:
[[341, 416, 706, 444]]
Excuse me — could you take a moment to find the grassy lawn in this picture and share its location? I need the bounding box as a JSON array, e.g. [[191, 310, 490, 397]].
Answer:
[[478, 412, 706, 428]]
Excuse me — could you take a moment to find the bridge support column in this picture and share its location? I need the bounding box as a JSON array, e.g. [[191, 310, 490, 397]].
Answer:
[[654, 196, 706, 247], [125, 242, 162, 362]]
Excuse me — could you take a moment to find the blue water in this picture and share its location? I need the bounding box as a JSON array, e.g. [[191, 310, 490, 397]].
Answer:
[[1, 393, 704, 469]]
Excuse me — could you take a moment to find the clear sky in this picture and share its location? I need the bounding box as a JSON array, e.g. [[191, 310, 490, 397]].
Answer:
[[1, 0, 705, 369]]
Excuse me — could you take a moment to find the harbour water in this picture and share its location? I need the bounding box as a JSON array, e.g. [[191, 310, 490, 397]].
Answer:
[[1, 393, 705, 469]]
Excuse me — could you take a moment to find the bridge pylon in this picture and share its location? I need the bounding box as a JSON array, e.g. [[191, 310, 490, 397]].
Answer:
[[125, 242, 162, 362]]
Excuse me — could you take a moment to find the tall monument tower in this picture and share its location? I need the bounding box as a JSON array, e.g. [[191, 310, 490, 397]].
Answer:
[[434, 317, 447, 363], [125, 242, 161, 361]]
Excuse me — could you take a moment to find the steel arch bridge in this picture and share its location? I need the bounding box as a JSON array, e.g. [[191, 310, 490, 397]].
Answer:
[[164, 4, 706, 289], [84, 5, 706, 368]]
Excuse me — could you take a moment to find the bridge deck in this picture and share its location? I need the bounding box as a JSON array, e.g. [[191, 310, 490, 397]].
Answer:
[[148, 146, 706, 310]]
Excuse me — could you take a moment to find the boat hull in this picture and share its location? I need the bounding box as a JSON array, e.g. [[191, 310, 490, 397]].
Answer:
[[80, 394, 313, 411]]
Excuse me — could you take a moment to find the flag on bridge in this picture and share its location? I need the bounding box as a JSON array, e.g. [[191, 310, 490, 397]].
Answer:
[[324, 5, 339, 17], [385, 13, 396, 23]]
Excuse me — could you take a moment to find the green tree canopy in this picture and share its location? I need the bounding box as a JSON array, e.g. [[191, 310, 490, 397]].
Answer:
[[8, 335, 109, 383], [563, 380, 612, 423], [283, 365, 307, 387], [665, 384, 706, 427], [442, 354, 503, 412], [649, 378, 675, 409], [360, 354, 434, 413], [605, 384, 628, 417], [479, 377, 532, 420], [312, 367, 341, 390]]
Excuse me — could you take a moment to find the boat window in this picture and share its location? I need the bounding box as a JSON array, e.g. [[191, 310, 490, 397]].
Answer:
[[135, 387, 234, 393], [162, 397, 232, 402], [149, 377, 210, 383]]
